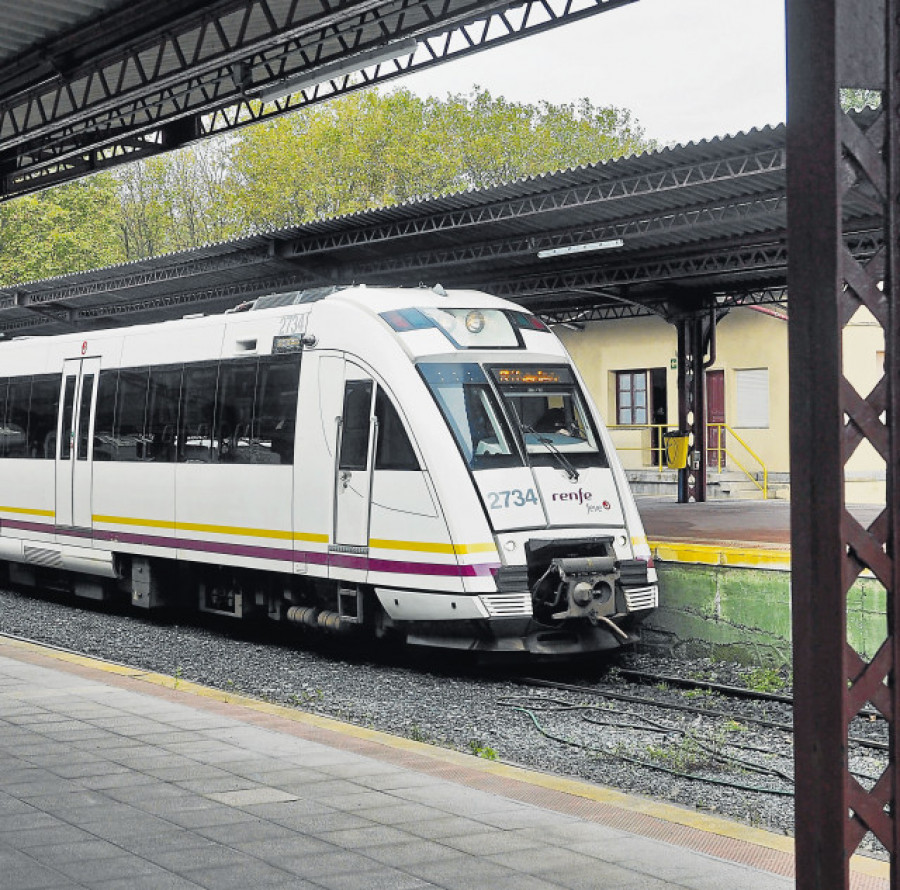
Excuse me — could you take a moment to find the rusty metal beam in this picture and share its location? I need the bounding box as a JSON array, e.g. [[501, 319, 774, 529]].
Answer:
[[788, 1, 899, 886]]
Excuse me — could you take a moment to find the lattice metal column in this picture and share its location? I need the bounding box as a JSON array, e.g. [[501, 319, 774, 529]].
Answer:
[[787, 2, 900, 886], [675, 314, 707, 503]]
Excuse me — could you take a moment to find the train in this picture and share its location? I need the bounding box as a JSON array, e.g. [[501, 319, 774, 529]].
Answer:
[[0, 284, 657, 657]]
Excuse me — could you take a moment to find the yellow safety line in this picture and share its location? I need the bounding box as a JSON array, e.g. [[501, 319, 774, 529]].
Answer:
[[92, 514, 492, 555], [0, 635, 886, 883], [0, 505, 55, 518], [369, 538, 497, 556], [649, 538, 791, 569], [93, 513, 328, 544]]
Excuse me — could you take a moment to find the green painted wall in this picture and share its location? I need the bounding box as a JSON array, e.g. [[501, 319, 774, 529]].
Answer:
[[642, 563, 887, 668]]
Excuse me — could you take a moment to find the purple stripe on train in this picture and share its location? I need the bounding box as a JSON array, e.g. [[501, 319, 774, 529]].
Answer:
[[0, 520, 500, 578]]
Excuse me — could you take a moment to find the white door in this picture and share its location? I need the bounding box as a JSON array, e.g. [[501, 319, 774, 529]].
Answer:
[[55, 358, 100, 530], [333, 363, 376, 552]]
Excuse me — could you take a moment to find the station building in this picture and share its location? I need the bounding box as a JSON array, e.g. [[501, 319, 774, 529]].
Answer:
[[559, 303, 886, 504]]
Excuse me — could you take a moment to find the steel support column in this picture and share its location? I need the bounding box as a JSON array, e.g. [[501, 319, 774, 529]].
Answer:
[[675, 313, 708, 503], [788, 1, 900, 886]]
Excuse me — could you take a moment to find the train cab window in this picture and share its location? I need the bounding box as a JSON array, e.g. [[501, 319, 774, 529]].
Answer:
[[374, 389, 419, 471], [113, 368, 150, 462], [29, 375, 60, 459], [339, 379, 373, 471], [490, 364, 608, 469], [214, 360, 257, 463], [419, 362, 522, 471], [252, 355, 299, 465], [145, 365, 182, 462], [179, 363, 219, 462], [93, 370, 118, 461], [4, 378, 31, 459]]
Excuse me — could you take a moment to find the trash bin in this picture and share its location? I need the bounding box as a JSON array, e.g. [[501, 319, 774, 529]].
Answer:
[[663, 431, 690, 470]]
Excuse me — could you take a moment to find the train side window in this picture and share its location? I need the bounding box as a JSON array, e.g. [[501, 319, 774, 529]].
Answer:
[[59, 376, 77, 461], [29, 375, 60, 459], [374, 389, 419, 471], [0, 378, 7, 458], [113, 367, 150, 462], [179, 363, 218, 462], [93, 370, 118, 461], [5, 378, 31, 459], [339, 379, 374, 471], [214, 359, 257, 463], [75, 375, 95, 461], [146, 365, 182, 463], [252, 355, 300, 465]]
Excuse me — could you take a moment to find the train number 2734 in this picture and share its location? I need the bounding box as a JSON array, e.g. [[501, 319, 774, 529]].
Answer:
[[486, 489, 539, 509]]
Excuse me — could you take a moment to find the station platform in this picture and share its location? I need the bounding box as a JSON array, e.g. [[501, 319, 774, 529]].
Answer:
[[637, 495, 880, 568], [0, 636, 888, 889]]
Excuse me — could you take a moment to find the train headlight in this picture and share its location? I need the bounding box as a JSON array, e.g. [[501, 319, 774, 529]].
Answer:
[[465, 310, 486, 334]]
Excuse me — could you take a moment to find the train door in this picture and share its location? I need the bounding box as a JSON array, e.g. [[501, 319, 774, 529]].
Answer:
[[333, 363, 376, 553], [55, 357, 100, 530], [706, 369, 725, 469]]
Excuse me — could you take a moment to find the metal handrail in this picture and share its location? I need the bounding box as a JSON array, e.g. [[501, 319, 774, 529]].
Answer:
[[607, 423, 673, 472], [608, 422, 769, 498], [708, 423, 768, 498]]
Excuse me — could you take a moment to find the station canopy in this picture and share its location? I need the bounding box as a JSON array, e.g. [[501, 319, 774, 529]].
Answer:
[[0, 1, 882, 336]]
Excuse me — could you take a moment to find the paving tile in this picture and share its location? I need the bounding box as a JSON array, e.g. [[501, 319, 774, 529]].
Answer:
[[92, 870, 207, 889], [439, 828, 546, 856], [179, 861, 301, 889], [162, 805, 261, 830], [312, 865, 435, 890], [362, 838, 467, 867], [314, 824, 417, 850], [487, 846, 620, 879], [353, 802, 454, 827], [194, 817, 297, 845], [275, 849, 383, 880], [204, 787, 298, 807], [0, 858, 78, 890], [52, 854, 166, 884]]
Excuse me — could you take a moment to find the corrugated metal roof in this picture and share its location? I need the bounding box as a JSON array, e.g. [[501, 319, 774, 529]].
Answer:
[[0, 124, 825, 336], [0, 0, 120, 60]]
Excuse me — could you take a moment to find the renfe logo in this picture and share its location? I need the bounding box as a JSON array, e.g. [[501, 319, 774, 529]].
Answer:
[[552, 489, 593, 504]]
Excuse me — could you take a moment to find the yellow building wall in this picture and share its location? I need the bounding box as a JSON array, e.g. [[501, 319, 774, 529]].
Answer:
[[557, 307, 791, 475], [557, 305, 885, 503]]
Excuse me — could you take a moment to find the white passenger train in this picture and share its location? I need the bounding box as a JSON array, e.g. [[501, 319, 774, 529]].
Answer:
[[0, 285, 657, 657]]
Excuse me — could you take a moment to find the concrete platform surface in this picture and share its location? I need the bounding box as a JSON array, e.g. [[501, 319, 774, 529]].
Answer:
[[0, 637, 888, 889], [637, 495, 882, 549]]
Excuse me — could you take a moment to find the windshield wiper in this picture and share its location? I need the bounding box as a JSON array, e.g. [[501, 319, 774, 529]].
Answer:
[[520, 423, 580, 481]]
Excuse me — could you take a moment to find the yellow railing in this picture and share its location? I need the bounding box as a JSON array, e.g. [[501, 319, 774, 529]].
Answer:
[[607, 424, 672, 472], [707, 423, 768, 499], [608, 422, 769, 498]]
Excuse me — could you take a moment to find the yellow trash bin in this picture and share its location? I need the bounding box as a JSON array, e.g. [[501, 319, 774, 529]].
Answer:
[[664, 431, 690, 470]]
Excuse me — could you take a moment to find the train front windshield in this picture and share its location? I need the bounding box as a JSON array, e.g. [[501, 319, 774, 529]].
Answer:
[[419, 362, 608, 471]]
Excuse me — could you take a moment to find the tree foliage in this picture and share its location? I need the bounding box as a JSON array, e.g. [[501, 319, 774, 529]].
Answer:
[[0, 86, 654, 284], [0, 176, 125, 285]]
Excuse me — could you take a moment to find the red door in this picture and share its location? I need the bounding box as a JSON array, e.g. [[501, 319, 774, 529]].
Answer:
[[706, 370, 725, 468]]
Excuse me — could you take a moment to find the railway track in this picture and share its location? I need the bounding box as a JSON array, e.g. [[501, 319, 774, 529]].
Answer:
[[508, 671, 889, 799]]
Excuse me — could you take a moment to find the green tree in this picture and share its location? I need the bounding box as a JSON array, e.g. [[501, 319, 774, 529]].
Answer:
[[115, 140, 234, 260], [0, 175, 124, 285], [0, 85, 655, 275], [224, 86, 654, 231], [841, 88, 881, 112]]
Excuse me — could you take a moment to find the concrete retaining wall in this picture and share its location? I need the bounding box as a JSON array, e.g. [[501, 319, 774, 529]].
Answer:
[[641, 562, 887, 668]]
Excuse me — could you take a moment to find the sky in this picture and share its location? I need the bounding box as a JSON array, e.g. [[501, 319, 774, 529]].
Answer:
[[395, 0, 787, 147]]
